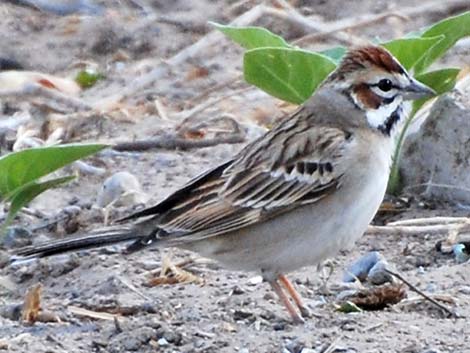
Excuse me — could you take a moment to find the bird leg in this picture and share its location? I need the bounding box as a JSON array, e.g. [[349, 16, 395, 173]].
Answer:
[[278, 274, 311, 318], [269, 278, 305, 324]]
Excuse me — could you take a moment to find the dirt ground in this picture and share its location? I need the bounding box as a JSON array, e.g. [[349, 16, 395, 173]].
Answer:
[[1, 0, 470, 352]]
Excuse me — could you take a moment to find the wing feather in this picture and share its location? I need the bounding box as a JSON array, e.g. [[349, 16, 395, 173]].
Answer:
[[127, 110, 354, 248]]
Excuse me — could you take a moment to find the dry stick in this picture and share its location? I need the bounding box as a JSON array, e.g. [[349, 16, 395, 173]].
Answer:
[[404, 183, 470, 195], [266, 0, 365, 45], [293, 13, 407, 45], [112, 133, 245, 152], [0, 84, 91, 112], [388, 217, 470, 227], [177, 86, 252, 128], [366, 222, 470, 236], [185, 75, 243, 107], [263, 7, 360, 46], [385, 269, 458, 318]]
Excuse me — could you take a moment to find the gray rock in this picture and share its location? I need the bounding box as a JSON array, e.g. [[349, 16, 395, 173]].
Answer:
[[0, 303, 22, 321], [343, 251, 383, 282], [400, 93, 470, 203], [367, 260, 393, 285]]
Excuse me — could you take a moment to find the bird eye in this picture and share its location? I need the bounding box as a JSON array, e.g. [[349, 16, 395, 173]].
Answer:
[[377, 79, 393, 92]]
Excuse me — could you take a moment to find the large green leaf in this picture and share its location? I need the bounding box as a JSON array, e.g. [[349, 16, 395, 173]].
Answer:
[[214, 23, 346, 64], [4, 176, 75, 226], [212, 23, 290, 50], [413, 68, 460, 112], [244, 48, 336, 104], [414, 11, 470, 73], [0, 144, 107, 198], [382, 36, 443, 70]]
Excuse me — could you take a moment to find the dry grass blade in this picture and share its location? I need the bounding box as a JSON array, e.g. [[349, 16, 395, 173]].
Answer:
[[21, 283, 42, 324], [147, 254, 204, 286], [347, 284, 406, 310], [68, 305, 120, 321]]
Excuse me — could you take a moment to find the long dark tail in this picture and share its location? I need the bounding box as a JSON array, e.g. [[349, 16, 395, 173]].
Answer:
[[12, 226, 140, 260]]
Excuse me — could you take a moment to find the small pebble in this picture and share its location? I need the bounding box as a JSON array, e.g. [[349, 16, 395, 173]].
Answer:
[[157, 338, 169, 347], [300, 349, 316, 353], [453, 244, 470, 263], [0, 303, 23, 321], [343, 251, 383, 282], [458, 286, 470, 295], [367, 260, 393, 285], [96, 171, 146, 208]]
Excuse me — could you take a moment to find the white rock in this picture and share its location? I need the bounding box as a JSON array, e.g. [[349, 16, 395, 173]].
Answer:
[[96, 171, 147, 208]]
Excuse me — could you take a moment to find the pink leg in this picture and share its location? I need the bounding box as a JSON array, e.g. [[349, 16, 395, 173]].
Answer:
[[279, 274, 311, 318], [269, 279, 305, 324]]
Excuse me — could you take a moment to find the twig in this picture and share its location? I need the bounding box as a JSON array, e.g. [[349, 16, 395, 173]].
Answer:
[[266, 1, 365, 46], [116, 276, 152, 302], [322, 336, 343, 353], [185, 75, 243, 107], [177, 86, 252, 128], [156, 15, 207, 34], [404, 182, 470, 195], [293, 12, 407, 45], [0, 83, 91, 112], [366, 222, 470, 236], [385, 269, 458, 318], [73, 160, 106, 176], [388, 217, 470, 227], [154, 99, 170, 121], [68, 305, 120, 321], [113, 133, 245, 152]]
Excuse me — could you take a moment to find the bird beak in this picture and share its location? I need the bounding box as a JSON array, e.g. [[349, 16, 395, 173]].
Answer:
[[403, 78, 436, 100]]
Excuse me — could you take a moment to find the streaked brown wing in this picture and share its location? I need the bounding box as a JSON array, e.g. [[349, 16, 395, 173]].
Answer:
[[151, 124, 352, 243]]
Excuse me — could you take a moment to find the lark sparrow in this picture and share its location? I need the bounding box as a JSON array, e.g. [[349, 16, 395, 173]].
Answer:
[[14, 46, 434, 323]]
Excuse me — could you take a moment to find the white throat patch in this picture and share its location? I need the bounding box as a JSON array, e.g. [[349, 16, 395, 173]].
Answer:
[[365, 96, 403, 129]]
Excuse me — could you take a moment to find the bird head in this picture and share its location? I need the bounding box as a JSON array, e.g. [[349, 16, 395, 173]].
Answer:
[[325, 46, 435, 135]]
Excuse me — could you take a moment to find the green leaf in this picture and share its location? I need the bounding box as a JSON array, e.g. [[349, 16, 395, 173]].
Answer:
[[414, 11, 470, 73], [336, 301, 363, 313], [0, 144, 107, 198], [413, 68, 460, 112], [382, 36, 444, 70], [212, 22, 290, 50], [4, 176, 75, 226], [319, 46, 346, 64], [244, 48, 336, 104], [75, 70, 105, 89]]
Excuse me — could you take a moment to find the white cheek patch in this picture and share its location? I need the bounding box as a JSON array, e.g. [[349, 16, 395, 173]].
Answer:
[[366, 96, 403, 129]]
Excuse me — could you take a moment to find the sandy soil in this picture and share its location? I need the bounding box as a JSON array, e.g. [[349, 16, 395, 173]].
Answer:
[[1, 1, 470, 352]]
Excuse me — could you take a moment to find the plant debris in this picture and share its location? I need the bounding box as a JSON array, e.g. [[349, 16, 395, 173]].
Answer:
[[21, 283, 42, 324], [341, 284, 407, 311], [147, 254, 204, 286]]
